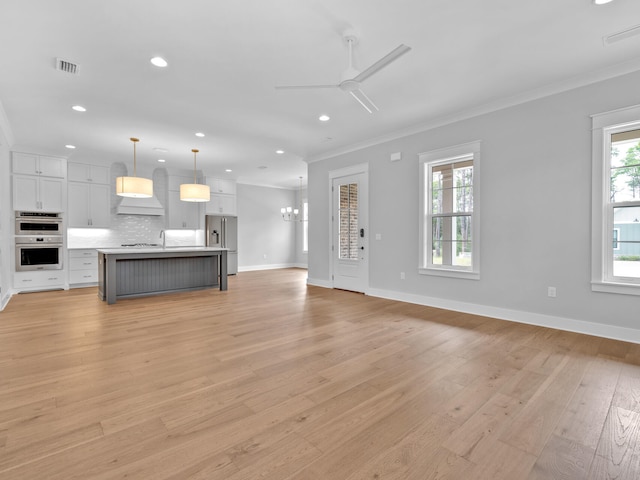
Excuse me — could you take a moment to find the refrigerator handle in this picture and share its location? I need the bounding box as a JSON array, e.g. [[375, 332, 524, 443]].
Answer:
[[222, 217, 226, 248]]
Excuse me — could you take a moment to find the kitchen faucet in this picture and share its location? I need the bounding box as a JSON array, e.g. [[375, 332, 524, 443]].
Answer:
[[159, 230, 166, 249]]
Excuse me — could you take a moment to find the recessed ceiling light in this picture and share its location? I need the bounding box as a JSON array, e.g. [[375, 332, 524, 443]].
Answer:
[[225, 169, 232, 173], [150, 56, 168, 67], [276, 150, 284, 154], [195, 132, 205, 137], [594, 0, 613, 4], [157, 158, 166, 163], [72, 105, 86, 112], [153, 147, 169, 153], [319, 114, 330, 122], [65, 144, 76, 149]]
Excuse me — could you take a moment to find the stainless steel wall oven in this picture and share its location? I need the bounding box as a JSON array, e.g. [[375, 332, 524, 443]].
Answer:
[[15, 211, 63, 235], [15, 235, 63, 271], [15, 212, 63, 271]]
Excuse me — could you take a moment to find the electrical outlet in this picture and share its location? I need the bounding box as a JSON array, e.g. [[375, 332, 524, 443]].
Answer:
[[400, 272, 405, 280], [547, 286, 556, 298], [375, 233, 382, 240], [263, 254, 267, 259]]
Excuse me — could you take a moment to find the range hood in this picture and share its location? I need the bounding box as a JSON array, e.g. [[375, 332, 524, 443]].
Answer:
[[116, 195, 165, 216]]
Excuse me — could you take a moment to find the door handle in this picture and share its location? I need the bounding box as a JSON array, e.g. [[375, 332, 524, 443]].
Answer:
[[360, 228, 365, 238]]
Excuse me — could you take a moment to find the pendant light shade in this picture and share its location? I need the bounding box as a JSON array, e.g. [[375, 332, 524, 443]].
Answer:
[[180, 148, 210, 202], [116, 137, 153, 198]]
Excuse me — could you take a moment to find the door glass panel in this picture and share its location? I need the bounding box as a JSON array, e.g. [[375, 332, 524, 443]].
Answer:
[[339, 183, 358, 260]]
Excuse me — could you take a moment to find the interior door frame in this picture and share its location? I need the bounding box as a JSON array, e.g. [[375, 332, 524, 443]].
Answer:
[[329, 163, 369, 293]]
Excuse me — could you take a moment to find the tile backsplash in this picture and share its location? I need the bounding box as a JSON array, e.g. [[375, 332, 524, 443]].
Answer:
[[68, 215, 204, 248]]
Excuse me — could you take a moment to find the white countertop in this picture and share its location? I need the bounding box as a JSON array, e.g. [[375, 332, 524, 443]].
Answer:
[[97, 246, 227, 254]]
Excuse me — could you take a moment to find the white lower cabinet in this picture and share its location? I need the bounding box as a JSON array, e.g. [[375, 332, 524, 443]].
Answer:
[[68, 249, 99, 286], [14, 271, 66, 291]]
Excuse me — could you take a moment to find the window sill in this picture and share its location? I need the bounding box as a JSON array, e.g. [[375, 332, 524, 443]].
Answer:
[[419, 267, 480, 280], [592, 281, 640, 296]]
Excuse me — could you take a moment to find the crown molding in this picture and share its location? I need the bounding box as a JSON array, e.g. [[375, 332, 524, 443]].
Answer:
[[305, 58, 640, 164]]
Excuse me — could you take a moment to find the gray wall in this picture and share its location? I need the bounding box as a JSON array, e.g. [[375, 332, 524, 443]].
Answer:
[[308, 69, 640, 339], [237, 183, 298, 270]]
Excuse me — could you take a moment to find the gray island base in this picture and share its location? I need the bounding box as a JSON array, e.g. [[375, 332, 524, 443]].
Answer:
[[97, 247, 228, 304]]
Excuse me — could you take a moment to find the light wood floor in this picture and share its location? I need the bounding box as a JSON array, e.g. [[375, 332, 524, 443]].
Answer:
[[1, 269, 640, 479]]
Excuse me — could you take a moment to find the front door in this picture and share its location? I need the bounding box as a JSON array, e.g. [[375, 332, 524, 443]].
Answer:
[[332, 172, 368, 293]]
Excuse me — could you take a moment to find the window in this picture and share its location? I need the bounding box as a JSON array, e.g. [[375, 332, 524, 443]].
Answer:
[[592, 105, 640, 295], [419, 141, 480, 279]]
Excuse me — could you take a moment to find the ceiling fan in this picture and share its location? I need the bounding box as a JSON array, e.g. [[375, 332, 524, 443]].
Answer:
[[276, 32, 411, 113]]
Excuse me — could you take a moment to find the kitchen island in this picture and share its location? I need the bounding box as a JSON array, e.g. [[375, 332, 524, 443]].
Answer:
[[97, 247, 227, 304]]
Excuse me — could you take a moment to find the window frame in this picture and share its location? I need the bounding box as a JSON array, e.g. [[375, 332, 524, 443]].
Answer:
[[419, 140, 481, 280], [591, 104, 640, 295]]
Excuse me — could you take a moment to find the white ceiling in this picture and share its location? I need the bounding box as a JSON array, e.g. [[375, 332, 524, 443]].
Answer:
[[1, 0, 640, 189]]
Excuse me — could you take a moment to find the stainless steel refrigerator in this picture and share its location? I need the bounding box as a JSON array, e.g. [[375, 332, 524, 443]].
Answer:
[[205, 215, 238, 275]]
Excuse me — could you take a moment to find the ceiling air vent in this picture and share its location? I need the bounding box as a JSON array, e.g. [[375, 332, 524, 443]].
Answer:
[[604, 24, 640, 46], [56, 58, 79, 75]]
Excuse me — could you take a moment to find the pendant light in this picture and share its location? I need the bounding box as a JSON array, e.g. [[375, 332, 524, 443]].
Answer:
[[180, 148, 210, 202], [116, 137, 154, 198]]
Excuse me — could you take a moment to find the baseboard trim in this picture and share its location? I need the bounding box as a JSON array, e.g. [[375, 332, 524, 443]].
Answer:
[[307, 277, 332, 289], [239, 263, 305, 272], [367, 287, 640, 345], [0, 293, 11, 311]]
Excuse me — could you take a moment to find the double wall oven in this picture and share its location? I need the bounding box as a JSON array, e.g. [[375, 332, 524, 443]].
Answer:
[[15, 212, 63, 271]]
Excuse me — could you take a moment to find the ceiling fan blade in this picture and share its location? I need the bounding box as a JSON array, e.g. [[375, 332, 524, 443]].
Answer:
[[353, 44, 411, 83], [349, 88, 378, 114], [275, 84, 339, 90]]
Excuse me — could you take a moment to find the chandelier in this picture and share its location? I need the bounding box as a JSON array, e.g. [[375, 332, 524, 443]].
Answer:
[[281, 176, 305, 222]]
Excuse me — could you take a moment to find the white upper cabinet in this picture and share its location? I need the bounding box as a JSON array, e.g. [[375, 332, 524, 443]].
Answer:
[[67, 162, 110, 227], [166, 174, 201, 229], [204, 176, 236, 214], [206, 194, 237, 215], [12, 152, 66, 178], [68, 162, 110, 184], [167, 190, 201, 229], [13, 175, 65, 212], [67, 182, 110, 227], [205, 176, 236, 195]]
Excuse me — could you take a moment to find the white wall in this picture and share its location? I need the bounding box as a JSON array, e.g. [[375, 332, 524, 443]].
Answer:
[[236, 183, 298, 270], [308, 69, 640, 341], [0, 116, 11, 309], [295, 186, 308, 267]]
